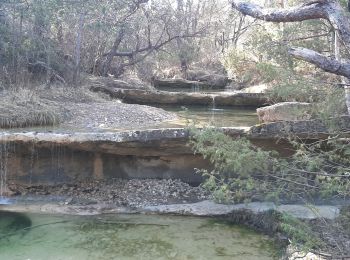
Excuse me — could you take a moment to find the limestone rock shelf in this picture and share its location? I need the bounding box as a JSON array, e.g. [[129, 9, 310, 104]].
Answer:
[[90, 85, 268, 107], [1, 200, 340, 220], [1, 117, 349, 185]]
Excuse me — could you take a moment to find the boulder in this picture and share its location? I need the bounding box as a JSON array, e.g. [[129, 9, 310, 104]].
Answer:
[[241, 84, 272, 94], [257, 102, 312, 123]]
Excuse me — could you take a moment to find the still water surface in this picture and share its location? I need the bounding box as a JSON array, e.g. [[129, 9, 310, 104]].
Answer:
[[0, 211, 278, 260]]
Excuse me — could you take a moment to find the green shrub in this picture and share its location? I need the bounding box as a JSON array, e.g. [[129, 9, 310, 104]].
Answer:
[[190, 127, 350, 203]]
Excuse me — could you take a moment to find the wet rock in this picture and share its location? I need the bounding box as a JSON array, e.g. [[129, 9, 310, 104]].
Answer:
[[145, 200, 340, 220]]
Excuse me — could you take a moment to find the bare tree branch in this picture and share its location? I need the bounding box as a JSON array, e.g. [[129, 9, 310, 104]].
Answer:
[[231, 0, 350, 48], [102, 31, 204, 59], [231, 0, 327, 23], [289, 47, 350, 78], [231, 0, 350, 72]]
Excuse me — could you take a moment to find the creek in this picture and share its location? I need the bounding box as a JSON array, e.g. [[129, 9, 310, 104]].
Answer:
[[0, 211, 279, 260]]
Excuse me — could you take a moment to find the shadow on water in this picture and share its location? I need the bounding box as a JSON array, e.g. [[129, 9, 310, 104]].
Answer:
[[0, 211, 32, 239]]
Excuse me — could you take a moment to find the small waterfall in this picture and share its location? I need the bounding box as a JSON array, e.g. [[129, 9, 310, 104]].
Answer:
[[210, 94, 216, 122], [0, 142, 9, 203], [211, 95, 216, 110], [29, 141, 36, 185], [192, 82, 201, 93], [50, 143, 65, 183]]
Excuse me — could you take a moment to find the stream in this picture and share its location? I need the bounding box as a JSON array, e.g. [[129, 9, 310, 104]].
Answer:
[[0, 87, 270, 260], [158, 105, 258, 128], [0, 211, 279, 260]]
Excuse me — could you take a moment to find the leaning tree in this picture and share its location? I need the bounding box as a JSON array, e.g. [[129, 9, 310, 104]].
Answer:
[[231, 0, 350, 113]]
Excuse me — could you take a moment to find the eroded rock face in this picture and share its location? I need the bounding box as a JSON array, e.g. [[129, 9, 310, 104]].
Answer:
[[5, 145, 208, 185], [1, 116, 349, 186], [257, 102, 312, 123]]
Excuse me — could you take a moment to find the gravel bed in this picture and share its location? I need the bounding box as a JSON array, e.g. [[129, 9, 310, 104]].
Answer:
[[9, 179, 209, 208], [62, 101, 177, 131]]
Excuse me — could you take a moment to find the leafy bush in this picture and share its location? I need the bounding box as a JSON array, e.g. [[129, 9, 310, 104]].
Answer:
[[190, 127, 277, 203], [190, 126, 350, 204]]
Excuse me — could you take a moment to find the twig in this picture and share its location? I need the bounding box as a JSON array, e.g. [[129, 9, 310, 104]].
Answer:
[[99, 221, 169, 227], [0, 221, 69, 240]]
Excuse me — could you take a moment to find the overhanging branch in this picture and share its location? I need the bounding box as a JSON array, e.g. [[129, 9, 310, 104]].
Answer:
[[103, 31, 203, 59], [231, 0, 327, 23], [289, 47, 350, 78]]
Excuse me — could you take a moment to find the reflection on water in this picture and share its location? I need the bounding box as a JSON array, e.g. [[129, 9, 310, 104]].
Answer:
[[0, 197, 11, 205], [3, 105, 258, 133], [0, 212, 279, 260], [158, 105, 258, 128], [154, 86, 227, 93]]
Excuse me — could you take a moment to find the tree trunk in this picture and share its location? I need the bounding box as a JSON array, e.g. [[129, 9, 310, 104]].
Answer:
[[73, 12, 85, 85], [102, 28, 125, 77]]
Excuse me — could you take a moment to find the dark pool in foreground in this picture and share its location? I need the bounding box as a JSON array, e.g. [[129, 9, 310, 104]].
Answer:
[[0, 211, 279, 260]]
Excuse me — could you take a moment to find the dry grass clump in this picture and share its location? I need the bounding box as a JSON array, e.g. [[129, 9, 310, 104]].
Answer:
[[0, 88, 62, 129], [0, 84, 111, 129]]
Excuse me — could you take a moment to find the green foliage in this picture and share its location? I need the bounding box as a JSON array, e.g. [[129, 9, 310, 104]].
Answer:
[[191, 128, 271, 175], [190, 126, 350, 203], [339, 206, 350, 233], [190, 127, 279, 203], [190, 127, 350, 253], [279, 213, 322, 251], [223, 50, 253, 84]]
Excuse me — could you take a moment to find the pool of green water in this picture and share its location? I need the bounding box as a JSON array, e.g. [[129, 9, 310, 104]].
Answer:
[[0, 211, 278, 260], [158, 105, 258, 128], [154, 86, 227, 93], [4, 105, 258, 133]]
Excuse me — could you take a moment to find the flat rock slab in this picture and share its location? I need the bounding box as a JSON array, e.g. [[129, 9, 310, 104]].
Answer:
[[257, 102, 312, 123], [144, 200, 340, 220], [153, 78, 209, 88], [249, 115, 350, 139], [2, 200, 339, 219], [0, 128, 247, 156], [0, 203, 134, 216], [90, 86, 268, 107], [0, 119, 349, 156]]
